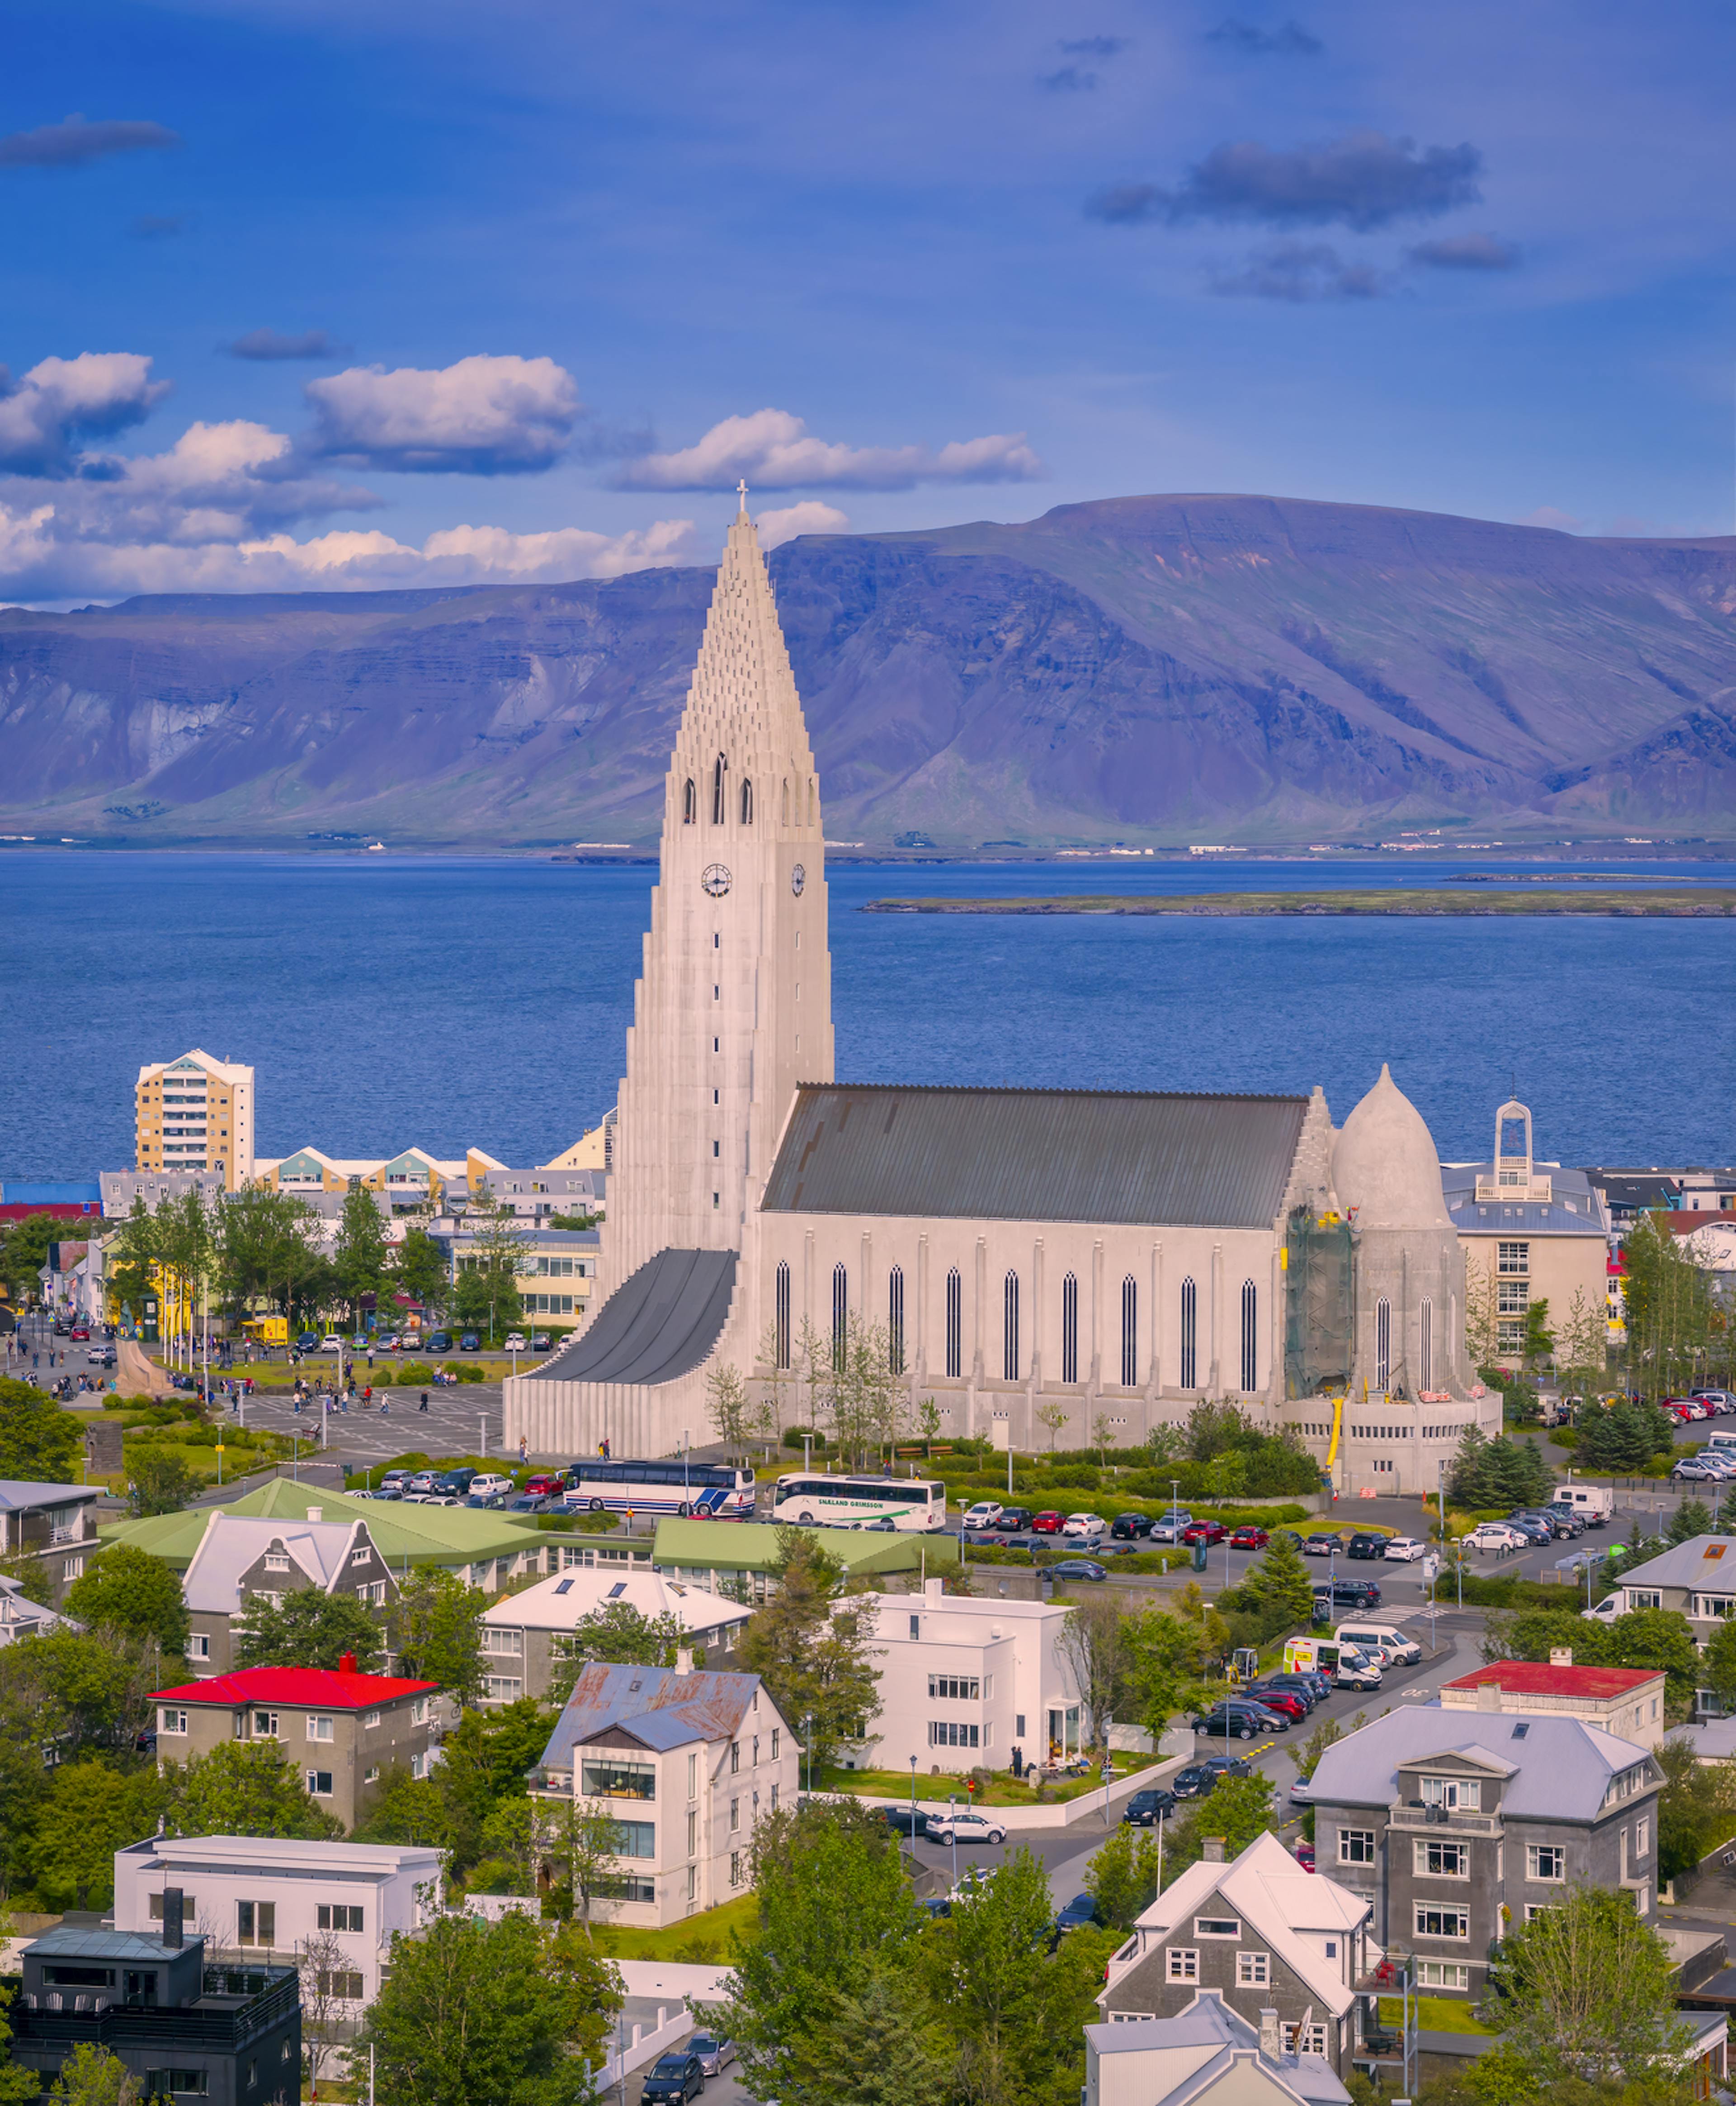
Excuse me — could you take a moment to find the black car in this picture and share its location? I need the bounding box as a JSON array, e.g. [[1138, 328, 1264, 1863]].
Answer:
[[1173, 1757, 1251, 1797], [880, 1804, 930, 1837], [1192, 1699, 1290, 1739], [425, 1330, 453, 1353], [1110, 1512, 1154, 1540], [641, 2054, 705, 2106], [459, 1332, 482, 1352], [1048, 1893, 1102, 1945], [1314, 1576, 1382, 1608], [992, 1507, 1035, 1533], [1346, 1533, 1387, 1560], [1049, 1558, 1109, 1581], [1122, 1788, 1178, 1826], [436, 1467, 478, 1495]]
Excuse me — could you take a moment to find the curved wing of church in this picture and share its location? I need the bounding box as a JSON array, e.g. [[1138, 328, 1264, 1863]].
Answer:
[[502, 500, 1501, 1493]]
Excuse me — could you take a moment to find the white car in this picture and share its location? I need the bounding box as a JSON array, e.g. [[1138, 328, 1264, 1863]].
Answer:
[[319, 1335, 344, 1352], [925, 1809, 1006, 1845], [961, 1501, 1004, 1529], [502, 1333, 528, 1352], [468, 1473, 514, 1498], [1062, 1511, 1106, 1539], [1462, 1523, 1526, 1552], [1383, 1538, 1428, 1562], [1581, 1594, 1620, 1625]]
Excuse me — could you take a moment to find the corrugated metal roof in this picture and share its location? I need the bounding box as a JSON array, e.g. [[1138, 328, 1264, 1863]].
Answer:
[[760, 1084, 1309, 1228], [530, 1247, 736, 1386], [538, 1662, 765, 1769]]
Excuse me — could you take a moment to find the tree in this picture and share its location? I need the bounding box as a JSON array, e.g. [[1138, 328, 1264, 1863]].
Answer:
[[1522, 1295, 1555, 1369], [409, 1699, 554, 1874], [818, 1316, 902, 1465], [549, 1602, 686, 1702], [126, 1450, 203, 1517], [1118, 1608, 1211, 1737], [545, 1920, 627, 2068], [1668, 1498, 1713, 1545], [1701, 1618, 1736, 1712], [449, 1197, 530, 1344], [0, 1681, 60, 1895], [1287, 1712, 1346, 1784], [355, 1908, 596, 2106], [163, 1740, 344, 1840], [46, 2045, 140, 2106], [556, 1800, 632, 1932], [0, 1213, 65, 1306], [1057, 1595, 1123, 1749], [393, 1227, 452, 1317], [333, 1185, 392, 1325], [28, 1759, 166, 1911], [64, 1545, 189, 1654], [1160, 1773, 1274, 1884], [738, 1526, 881, 1771], [1576, 1398, 1673, 1473], [1033, 1400, 1069, 1452], [392, 1567, 487, 1703], [0, 1376, 82, 1480], [1653, 1739, 1736, 1881], [706, 1361, 752, 1455], [1478, 1883, 1691, 2087], [917, 1399, 942, 1457], [232, 1584, 385, 1672], [297, 1925, 354, 2096], [107, 1197, 159, 1325], [1555, 1286, 1607, 1399], [0, 1629, 160, 1758], [352, 1762, 452, 1848], [1622, 1213, 1717, 1402], [1084, 1820, 1163, 1931], [1465, 1252, 1500, 1368], [1241, 1530, 1316, 1629]]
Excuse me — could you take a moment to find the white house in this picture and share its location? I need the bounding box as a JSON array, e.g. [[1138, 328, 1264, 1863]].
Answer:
[[113, 1835, 444, 2011], [1086, 1994, 1351, 2106], [479, 1567, 751, 1705], [842, 1577, 1084, 1773]]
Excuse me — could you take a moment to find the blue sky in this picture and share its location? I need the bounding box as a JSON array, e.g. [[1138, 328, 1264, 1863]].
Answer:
[[4, 0, 1735, 600]]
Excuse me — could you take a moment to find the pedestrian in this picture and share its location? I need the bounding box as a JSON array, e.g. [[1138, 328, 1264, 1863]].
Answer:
[[518, 1433, 528, 1465], [419, 1391, 429, 1413], [379, 1396, 389, 1414]]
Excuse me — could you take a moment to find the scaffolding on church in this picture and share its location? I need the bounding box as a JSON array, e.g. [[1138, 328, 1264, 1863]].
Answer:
[[1284, 1205, 1355, 1398]]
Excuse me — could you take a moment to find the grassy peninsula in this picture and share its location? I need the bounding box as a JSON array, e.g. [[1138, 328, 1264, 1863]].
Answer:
[[862, 888, 1736, 917]]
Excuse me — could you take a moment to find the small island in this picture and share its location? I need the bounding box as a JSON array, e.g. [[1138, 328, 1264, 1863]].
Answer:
[[861, 888, 1736, 917]]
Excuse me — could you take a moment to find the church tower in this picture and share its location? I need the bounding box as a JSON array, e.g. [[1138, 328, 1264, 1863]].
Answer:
[[602, 488, 834, 1293]]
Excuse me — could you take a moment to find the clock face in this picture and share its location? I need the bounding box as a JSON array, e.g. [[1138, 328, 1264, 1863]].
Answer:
[[702, 863, 732, 898], [791, 862, 806, 897]]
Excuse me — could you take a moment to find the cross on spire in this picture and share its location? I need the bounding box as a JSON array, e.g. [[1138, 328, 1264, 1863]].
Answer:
[[737, 478, 749, 513]]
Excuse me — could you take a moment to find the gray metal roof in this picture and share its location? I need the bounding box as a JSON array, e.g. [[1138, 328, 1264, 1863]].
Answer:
[[26, 1927, 196, 1961], [760, 1084, 1310, 1227], [539, 1661, 764, 1768], [0, 1480, 99, 1511], [1615, 1534, 1736, 1595], [529, 1248, 736, 1386], [1307, 1706, 1654, 1821], [1440, 1163, 1609, 1238]]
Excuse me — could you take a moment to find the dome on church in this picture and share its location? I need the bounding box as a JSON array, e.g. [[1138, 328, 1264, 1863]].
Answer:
[[1331, 1063, 1452, 1232]]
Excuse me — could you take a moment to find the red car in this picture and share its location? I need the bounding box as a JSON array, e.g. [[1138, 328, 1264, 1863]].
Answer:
[[1182, 1520, 1227, 1546], [1229, 1525, 1269, 1550], [1243, 1686, 1307, 1720], [69, 1324, 91, 1341], [1030, 1511, 1066, 1535], [523, 1473, 566, 1497], [1294, 1841, 1316, 1873]]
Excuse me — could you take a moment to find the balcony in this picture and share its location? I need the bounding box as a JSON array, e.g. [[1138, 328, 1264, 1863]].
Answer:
[[1388, 1805, 1501, 1837], [6, 1968, 298, 2054]]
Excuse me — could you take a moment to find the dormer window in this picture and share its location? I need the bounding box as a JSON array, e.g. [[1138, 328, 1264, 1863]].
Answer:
[[1420, 1776, 1481, 1811]]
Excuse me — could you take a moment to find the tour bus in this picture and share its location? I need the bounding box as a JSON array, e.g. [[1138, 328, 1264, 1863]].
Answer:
[[561, 1458, 756, 1520], [772, 1473, 948, 1531]]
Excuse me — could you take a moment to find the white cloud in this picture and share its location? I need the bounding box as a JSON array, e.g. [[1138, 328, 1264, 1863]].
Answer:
[[303, 354, 585, 473], [755, 500, 850, 547], [0, 353, 171, 474], [614, 408, 1043, 491]]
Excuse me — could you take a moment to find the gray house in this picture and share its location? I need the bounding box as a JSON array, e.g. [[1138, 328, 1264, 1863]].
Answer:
[[180, 1509, 399, 1676], [1099, 1831, 1377, 2078], [1606, 1536, 1736, 1714], [1307, 1705, 1661, 2003]]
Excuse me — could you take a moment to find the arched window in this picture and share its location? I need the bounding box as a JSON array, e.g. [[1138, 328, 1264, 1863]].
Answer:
[[1240, 1279, 1258, 1393], [832, 1263, 849, 1371], [781, 779, 789, 825], [807, 779, 815, 826], [1375, 1297, 1392, 1391], [1179, 1277, 1198, 1390], [1420, 1297, 1434, 1393], [1120, 1275, 1138, 1388], [774, 1261, 791, 1371], [1003, 1271, 1020, 1382], [1061, 1272, 1079, 1385], [945, 1268, 962, 1379], [889, 1266, 905, 1376], [712, 754, 727, 825], [683, 778, 696, 824], [740, 778, 754, 825]]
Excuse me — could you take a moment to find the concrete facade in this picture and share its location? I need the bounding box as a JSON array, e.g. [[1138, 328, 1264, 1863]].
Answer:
[[135, 1050, 255, 1190]]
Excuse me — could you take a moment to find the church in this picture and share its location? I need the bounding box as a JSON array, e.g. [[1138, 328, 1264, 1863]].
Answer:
[[502, 496, 1500, 1495]]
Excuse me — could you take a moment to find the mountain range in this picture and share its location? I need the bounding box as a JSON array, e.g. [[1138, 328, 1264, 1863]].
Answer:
[[5, 493, 1736, 849]]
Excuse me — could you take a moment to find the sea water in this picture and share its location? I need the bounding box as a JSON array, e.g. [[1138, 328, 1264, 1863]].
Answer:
[[1, 850, 1731, 1178]]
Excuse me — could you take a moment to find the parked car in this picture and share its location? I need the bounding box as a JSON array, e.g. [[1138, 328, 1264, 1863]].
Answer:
[[1182, 1520, 1227, 1547], [349, 1334, 368, 1351], [425, 1331, 453, 1353], [465, 1492, 508, 1509], [640, 2053, 705, 2106], [86, 1346, 111, 1365], [962, 1501, 1005, 1530], [509, 1493, 552, 1513], [68, 1324, 91, 1342], [502, 1333, 528, 1353], [1111, 1512, 1154, 1540], [1062, 1511, 1106, 1539], [1239, 1685, 1307, 1721], [406, 1470, 440, 1494], [524, 1473, 566, 1497], [459, 1332, 482, 1352], [1192, 1699, 1290, 1739], [991, 1508, 1035, 1533], [1333, 1651, 1383, 1692], [1148, 1519, 1189, 1544], [1252, 1674, 1318, 1710], [1050, 1893, 1102, 1938], [1315, 1576, 1383, 1608], [925, 1809, 1007, 1844], [1122, 1788, 1178, 1826], [294, 1332, 320, 1351], [1504, 1515, 1555, 1545], [879, 1805, 930, 1837], [1029, 1511, 1066, 1535], [531, 1333, 552, 1351], [1049, 1558, 1109, 1581], [689, 2037, 737, 2079], [1346, 1533, 1387, 1560], [319, 1335, 343, 1352], [1383, 1537, 1428, 1561], [1302, 1531, 1343, 1557], [1294, 1841, 1316, 1873], [1673, 1458, 1722, 1482], [1172, 1756, 1253, 1797], [1229, 1525, 1269, 1549], [1288, 1777, 1314, 1806], [379, 1468, 414, 1492], [435, 1467, 479, 1495], [468, 1472, 514, 1498], [1462, 1522, 1528, 1551]]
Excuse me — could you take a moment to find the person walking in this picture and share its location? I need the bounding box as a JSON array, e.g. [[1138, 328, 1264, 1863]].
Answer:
[[419, 1390, 429, 1413]]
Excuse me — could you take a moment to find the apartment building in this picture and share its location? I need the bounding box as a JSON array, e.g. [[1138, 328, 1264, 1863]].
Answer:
[[150, 1663, 439, 1831], [179, 1509, 401, 1676], [1438, 1657, 1667, 1748], [479, 1568, 749, 1704], [114, 1834, 443, 2009], [135, 1051, 255, 1191], [0, 1479, 103, 1599], [535, 1659, 798, 1926]]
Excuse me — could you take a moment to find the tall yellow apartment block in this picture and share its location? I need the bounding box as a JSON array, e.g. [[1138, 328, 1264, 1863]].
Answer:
[[135, 1050, 256, 1191]]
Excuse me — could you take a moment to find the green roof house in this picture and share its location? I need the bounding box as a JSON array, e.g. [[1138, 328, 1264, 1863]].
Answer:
[[651, 1517, 957, 1598]]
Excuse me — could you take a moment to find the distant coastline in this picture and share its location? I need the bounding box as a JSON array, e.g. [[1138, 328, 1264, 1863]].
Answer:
[[862, 888, 1736, 917]]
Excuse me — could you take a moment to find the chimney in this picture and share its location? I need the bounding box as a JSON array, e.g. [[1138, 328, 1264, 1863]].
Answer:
[[925, 1576, 944, 1603], [1477, 1681, 1500, 1711], [1550, 1647, 1574, 1668], [339, 1651, 357, 1674], [162, 1887, 183, 1949], [1202, 1837, 1226, 1864], [308, 1506, 322, 1522], [1259, 2009, 1281, 2063], [675, 1647, 694, 1676]]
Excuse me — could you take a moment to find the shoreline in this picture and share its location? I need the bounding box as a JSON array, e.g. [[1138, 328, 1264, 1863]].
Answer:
[[861, 888, 1736, 917]]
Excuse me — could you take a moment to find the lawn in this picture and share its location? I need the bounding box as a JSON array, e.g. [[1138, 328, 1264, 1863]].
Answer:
[[589, 1890, 759, 1961], [1379, 1995, 1491, 2035], [821, 1763, 1110, 1806]]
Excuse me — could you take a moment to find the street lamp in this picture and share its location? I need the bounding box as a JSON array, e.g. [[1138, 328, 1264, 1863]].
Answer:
[[908, 1753, 918, 1865], [948, 1793, 959, 1892]]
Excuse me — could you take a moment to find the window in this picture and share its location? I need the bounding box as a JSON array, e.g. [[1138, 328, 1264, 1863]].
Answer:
[[350, 1549, 372, 1568], [62, 1555, 83, 1582], [483, 1629, 523, 1656], [1195, 1917, 1241, 1939], [1636, 1818, 1650, 1858], [144, 2074, 207, 2097], [1498, 1241, 1530, 1275], [731, 1740, 741, 1774], [1420, 1776, 1481, 1811], [148, 1893, 197, 1922], [740, 777, 753, 825], [688, 1753, 698, 1799], [363, 1709, 382, 1728], [307, 1770, 334, 1797], [832, 1263, 849, 1370], [1414, 1904, 1470, 1940], [1415, 1840, 1469, 1877], [1061, 1272, 1079, 1384], [317, 1970, 365, 2001], [237, 1901, 276, 1946], [485, 1676, 523, 1702], [889, 1267, 905, 1375], [1523, 1903, 1558, 1924], [775, 1261, 791, 1369], [318, 1905, 365, 1933], [1420, 1297, 1434, 1393], [1527, 1845, 1566, 1882], [929, 1721, 981, 1748], [1119, 1275, 1137, 1387], [1627, 1590, 1662, 1611], [188, 1634, 211, 1660], [1179, 1277, 1197, 1389], [1338, 1829, 1376, 1864], [929, 1675, 981, 1699], [1003, 1270, 1020, 1381], [159, 1709, 188, 1735], [712, 754, 726, 824], [686, 1810, 698, 1856], [1415, 1961, 1470, 1991], [1375, 1297, 1391, 1390], [1497, 1280, 1529, 1316], [730, 1851, 743, 1888], [1236, 1951, 1271, 1987], [616, 1820, 656, 1859], [730, 1797, 741, 1831], [1166, 1948, 1198, 1983], [945, 1268, 962, 1379], [1233, 1276, 1257, 1392], [307, 1714, 334, 1742], [1288, 2024, 1330, 2057], [253, 1712, 279, 1738], [411, 1698, 429, 1726], [263, 1553, 290, 1572], [1497, 1319, 1526, 1351], [771, 1728, 779, 1758], [683, 778, 696, 824]]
